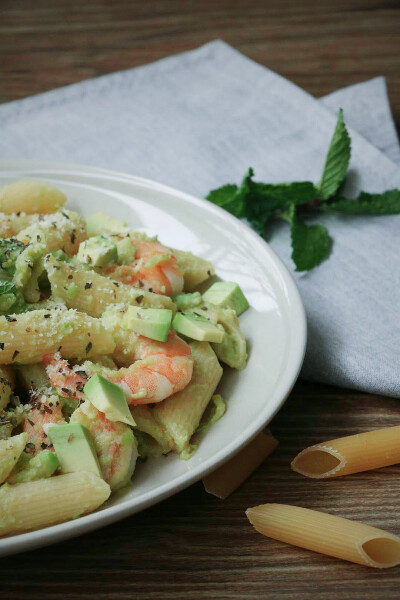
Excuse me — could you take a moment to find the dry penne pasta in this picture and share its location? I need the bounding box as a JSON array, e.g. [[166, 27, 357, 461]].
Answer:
[[45, 254, 175, 317], [0, 471, 110, 536], [173, 249, 215, 291], [203, 431, 278, 499], [153, 341, 223, 456], [291, 425, 400, 479], [0, 433, 27, 484], [0, 181, 66, 214], [246, 503, 400, 568], [0, 309, 115, 363]]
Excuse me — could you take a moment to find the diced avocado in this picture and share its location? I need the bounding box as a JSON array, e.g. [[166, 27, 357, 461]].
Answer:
[[84, 374, 135, 427], [202, 282, 249, 315], [173, 292, 203, 311], [47, 423, 102, 477], [8, 450, 59, 484], [123, 306, 173, 342], [116, 236, 136, 265], [86, 212, 127, 236], [172, 312, 225, 343], [51, 250, 71, 263], [77, 235, 118, 268]]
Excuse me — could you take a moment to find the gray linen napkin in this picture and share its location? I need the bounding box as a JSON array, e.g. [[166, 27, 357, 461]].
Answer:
[[0, 41, 399, 397]]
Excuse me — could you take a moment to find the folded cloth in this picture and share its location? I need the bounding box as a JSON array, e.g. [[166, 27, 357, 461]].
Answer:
[[0, 41, 399, 397]]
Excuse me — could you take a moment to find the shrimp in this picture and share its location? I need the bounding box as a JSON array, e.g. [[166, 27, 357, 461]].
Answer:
[[23, 392, 65, 455], [106, 239, 184, 296], [42, 354, 87, 402], [70, 399, 137, 489], [45, 332, 193, 406]]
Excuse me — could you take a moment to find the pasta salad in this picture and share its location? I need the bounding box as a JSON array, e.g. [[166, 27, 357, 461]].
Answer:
[[0, 180, 249, 536]]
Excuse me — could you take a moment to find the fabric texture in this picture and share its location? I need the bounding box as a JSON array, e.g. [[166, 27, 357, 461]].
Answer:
[[0, 40, 399, 396]]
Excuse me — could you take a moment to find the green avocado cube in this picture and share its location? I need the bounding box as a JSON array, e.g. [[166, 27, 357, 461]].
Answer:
[[116, 237, 136, 265], [123, 306, 173, 342], [173, 292, 203, 311], [172, 312, 225, 343], [86, 212, 127, 235], [84, 374, 135, 426], [77, 235, 118, 267], [202, 282, 249, 315], [47, 423, 102, 477]]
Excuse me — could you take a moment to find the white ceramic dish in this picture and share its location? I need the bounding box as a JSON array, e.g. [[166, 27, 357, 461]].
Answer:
[[0, 161, 306, 557]]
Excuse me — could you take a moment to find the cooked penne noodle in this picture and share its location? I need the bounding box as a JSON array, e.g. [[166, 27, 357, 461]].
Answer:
[[0, 471, 110, 536], [0, 365, 15, 410], [153, 341, 223, 456], [0, 309, 115, 364], [45, 255, 175, 317], [203, 431, 278, 499], [246, 503, 400, 568], [0, 181, 66, 214], [16, 363, 50, 393], [16, 210, 86, 255], [130, 405, 174, 454], [0, 433, 28, 484], [0, 212, 38, 238], [173, 249, 215, 291], [291, 426, 400, 479]]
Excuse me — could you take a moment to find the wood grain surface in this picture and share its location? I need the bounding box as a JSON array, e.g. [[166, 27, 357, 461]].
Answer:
[[1, 1, 400, 598]]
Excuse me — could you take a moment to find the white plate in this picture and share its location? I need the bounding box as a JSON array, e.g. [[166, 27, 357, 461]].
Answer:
[[0, 161, 306, 557]]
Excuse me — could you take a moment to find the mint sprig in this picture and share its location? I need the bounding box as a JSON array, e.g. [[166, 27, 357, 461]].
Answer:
[[206, 110, 400, 271], [317, 109, 351, 200]]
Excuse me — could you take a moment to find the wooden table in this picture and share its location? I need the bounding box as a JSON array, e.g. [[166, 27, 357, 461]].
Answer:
[[1, 1, 400, 598]]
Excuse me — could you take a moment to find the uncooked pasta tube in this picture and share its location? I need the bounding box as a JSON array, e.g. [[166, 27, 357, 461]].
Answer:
[[203, 431, 278, 499], [246, 503, 400, 568], [291, 426, 400, 479]]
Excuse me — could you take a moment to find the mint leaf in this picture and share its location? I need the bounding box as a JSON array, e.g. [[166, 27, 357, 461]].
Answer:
[[206, 184, 244, 218], [318, 109, 351, 200], [289, 207, 331, 272], [253, 181, 319, 207], [321, 189, 400, 214]]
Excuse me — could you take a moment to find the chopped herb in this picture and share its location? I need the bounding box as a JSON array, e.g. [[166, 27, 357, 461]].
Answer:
[[0, 343, 4, 351], [62, 212, 70, 220], [85, 282, 92, 290], [68, 275, 73, 280], [5, 316, 17, 322], [12, 350, 19, 360], [62, 387, 73, 396], [41, 442, 48, 449], [44, 314, 51, 319], [25, 442, 35, 449], [138, 280, 144, 287], [136, 295, 144, 304], [85, 342, 92, 354]]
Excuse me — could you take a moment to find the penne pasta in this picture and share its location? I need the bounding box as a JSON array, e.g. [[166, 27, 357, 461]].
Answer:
[[0, 309, 115, 364], [291, 425, 400, 479], [0, 471, 110, 536], [0, 365, 15, 410], [0, 181, 66, 214], [173, 249, 215, 291], [0, 212, 38, 238], [45, 255, 175, 318], [0, 433, 28, 484], [16, 363, 50, 393], [130, 405, 174, 454], [246, 503, 400, 568], [153, 341, 223, 456], [16, 210, 86, 255], [203, 431, 278, 499]]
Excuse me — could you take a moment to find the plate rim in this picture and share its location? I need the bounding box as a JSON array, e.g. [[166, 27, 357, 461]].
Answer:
[[0, 160, 307, 556]]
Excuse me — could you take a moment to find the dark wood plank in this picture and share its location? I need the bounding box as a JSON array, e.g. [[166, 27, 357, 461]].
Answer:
[[1, 2, 400, 598]]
